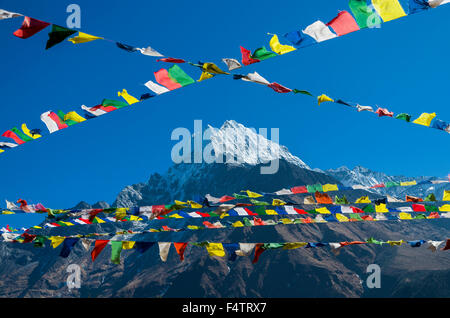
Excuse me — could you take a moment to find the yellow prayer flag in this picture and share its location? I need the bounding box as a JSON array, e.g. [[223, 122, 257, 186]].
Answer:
[[322, 184, 339, 192], [206, 243, 225, 257], [122, 241, 135, 250], [198, 71, 214, 82], [272, 199, 286, 206], [280, 218, 294, 224], [246, 190, 263, 198], [439, 204, 450, 212], [443, 190, 450, 201], [265, 209, 278, 215], [129, 215, 142, 221], [168, 213, 183, 219], [355, 196, 371, 204], [21, 123, 41, 139], [2, 210, 14, 214], [375, 203, 389, 213], [399, 212, 413, 220], [50, 236, 65, 248], [413, 112, 436, 127], [317, 94, 334, 105], [283, 242, 308, 249], [269, 34, 296, 55], [187, 225, 201, 230], [316, 207, 331, 214], [64, 111, 86, 123], [94, 216, 105, 223], [0, 150, 4, 154], [60, 221, 74, 226], [68, 32, 103, 44], [202, 63, 229, 75], [174, 200, 187, 205], [335, 213, 349, 222], [118, 89, 139, 105], [188, 201, 203, 209], [387, 240, 405, 246], [372, 0, 407, 22], [400, 180, 417, 186], [231, 221, 244, 227], [115, 208, 127, 220]]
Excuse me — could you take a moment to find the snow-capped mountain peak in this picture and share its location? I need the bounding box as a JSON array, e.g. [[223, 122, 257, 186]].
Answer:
[[206, 120, 310, 169]]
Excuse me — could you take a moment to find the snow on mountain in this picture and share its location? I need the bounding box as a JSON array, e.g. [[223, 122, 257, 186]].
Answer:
[[207, 120, 310, 169]]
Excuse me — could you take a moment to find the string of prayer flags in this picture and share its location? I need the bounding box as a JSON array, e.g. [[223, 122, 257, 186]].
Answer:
[[45, 25, 77, 49], [13, 16, 50, 39], [326, 11, 360, 36], [68, 32, 103, 44], [0, 9, 22, 20], [2, 128, 33, 144]]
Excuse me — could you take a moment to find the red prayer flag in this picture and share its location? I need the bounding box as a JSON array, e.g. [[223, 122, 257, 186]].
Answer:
[[291, 186, 308, 194], [253, 217, 265, 226], [2, 130, 25, 144], [370, 183, 385, 188], [13, 16, 50, 39], [240, 46, 260, 66], [412, 204, 426, 212], [196, 212, 210, 217], [252, 243, 265, 264], [154, 68, 182, 90], [375, 107, 394, 117], [294, 208, 307, 214], [219, 195, 235, 202], [156, 58, 186, 63], [91, 240, 109, 262], [22, 233, 36, 243], [244, 208, 258, 216], [314, 191, 333, 204], [202, 221, 220, 228], [428, 212, 440, 219], [351, 206, 364, 213], [268, 82, 292, 93], [302, 217, 313, 223], [442, 239, 450, 251], [174, 242, 188, 261], [326, 11, 360, 36]]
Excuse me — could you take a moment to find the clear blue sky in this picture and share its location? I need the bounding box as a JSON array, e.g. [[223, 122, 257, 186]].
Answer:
[[0, 0, 449, 228]]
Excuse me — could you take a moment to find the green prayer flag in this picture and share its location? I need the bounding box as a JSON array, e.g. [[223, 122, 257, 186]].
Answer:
[[395, 113, 411, 122], [110, 241, 123, 264], [11, 127, 33, 142], [385, 181, 400, 188], [414, 214, 427, 219], [254, 207, 267, 215], [34, 235, 47, 247], [424, 193, 436, 202], [46, 25, 77, 50], [348, 0, 381, 29], [349, 213, 363, 221], [263, 243, 284, 250], [102, 99, 129, 109], [334, 195, 349, 205], [293, 89, 313, 96], [233, 193, 248, 199], [307, 184, 323, 193], [250, 199, 269, 206], [242, 217, 253, 227], [362, 204, 375, 213], [366, 237, 383, 245], [425, 205, 438, 212], [251, 47, 277, 61], [168, 65, 195, 87]]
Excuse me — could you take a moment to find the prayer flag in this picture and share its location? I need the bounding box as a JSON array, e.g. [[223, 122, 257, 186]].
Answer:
[[174, 242, 188, 261], [68, 32, 103, 44], [303, 21, 337, 42], [110, 241, 123, 264], [283, 30, 316, 48], [395, 113, 411, 122], [348, 0, 381, 28], [326, 11, 360, 36], [413, 112, 436, 127], [0, 9, 22, 20], [240, 46, 260, 65], [222, 58, 242, 71], [118, 89, 139, 105], [268, 82, 292, 93], [60, 238, 79, 258], [13, 16, 50, 39], [317, 94, 334, 105], [40, 111, 68, 133], [372, 0, 407, 22], [206, 243, 225, 257], [46, 25, 76, 49], [269, 34, 296, 54], [251, 46, 278, 60], [375, 107, 394, 117], [91, 240, 109, 261]]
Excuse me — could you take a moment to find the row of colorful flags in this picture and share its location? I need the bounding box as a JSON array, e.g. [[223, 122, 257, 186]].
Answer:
[[1, 232, 449, 264], [1, 1, 450, 155]]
